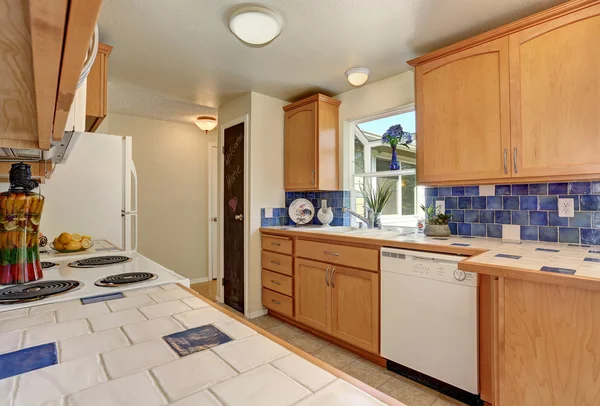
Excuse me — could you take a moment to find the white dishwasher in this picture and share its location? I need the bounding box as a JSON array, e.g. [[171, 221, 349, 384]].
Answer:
[[381, 247, 478, 395]]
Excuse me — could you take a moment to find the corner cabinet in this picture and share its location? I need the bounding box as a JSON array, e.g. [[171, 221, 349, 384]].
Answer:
[[86, 43, 112, 132], [410, 0, 600, 185], [283, 94, 341, 191]]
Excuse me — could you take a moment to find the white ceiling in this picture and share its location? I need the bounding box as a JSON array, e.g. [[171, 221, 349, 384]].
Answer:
[[99, 0, 565, 120]]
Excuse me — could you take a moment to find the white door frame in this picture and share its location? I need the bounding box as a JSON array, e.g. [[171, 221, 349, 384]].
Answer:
[[207, 141, 217, 280], [217, 115, 250, 318]]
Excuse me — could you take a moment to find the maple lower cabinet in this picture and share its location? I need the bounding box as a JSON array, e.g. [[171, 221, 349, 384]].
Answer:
[[283, 94, 341, 191], [415, 38, 511, 184], [294, 259, 331, 333]]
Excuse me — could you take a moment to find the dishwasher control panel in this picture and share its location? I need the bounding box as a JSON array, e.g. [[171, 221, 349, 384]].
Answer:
[[381, 247, 477, 286]]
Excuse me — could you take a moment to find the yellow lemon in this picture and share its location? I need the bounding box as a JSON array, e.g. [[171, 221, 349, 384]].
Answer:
[[82, 235, 92, 240], [65, 240, 82, 251], [53, 239, 65, 250], [58, 232, 72, 244], [71, 233, 82, 242], [81, 238, 91, 249]]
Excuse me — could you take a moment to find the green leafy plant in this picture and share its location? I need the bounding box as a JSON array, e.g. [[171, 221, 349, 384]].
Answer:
[[420, 203, 452, 225], [359, 180, 395, 214]]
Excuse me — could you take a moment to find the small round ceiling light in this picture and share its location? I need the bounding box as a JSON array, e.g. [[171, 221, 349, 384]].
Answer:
[[195, 116, 218, 134], [229, 6, 283, 45], [346, 67, 370, 87]]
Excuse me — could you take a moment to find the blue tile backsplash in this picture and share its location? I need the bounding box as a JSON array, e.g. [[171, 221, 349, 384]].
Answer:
[[425, 182, 600, 244], [261, 191, 351, 227]]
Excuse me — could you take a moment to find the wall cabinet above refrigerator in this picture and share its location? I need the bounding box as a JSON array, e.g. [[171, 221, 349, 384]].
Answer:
[[86, 43, 112, 132]]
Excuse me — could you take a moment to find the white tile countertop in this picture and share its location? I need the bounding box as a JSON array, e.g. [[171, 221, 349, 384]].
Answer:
[[0, 284, 400, 406], [261, 226, 600, 289]]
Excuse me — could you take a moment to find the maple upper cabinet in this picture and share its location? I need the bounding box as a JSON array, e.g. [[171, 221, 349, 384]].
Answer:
[[86, 43, 112, 132], [409, 0, 600, 185], [283, 94, 341, 191], [509, 4, 600, 178], [415, 39, 510, 184]]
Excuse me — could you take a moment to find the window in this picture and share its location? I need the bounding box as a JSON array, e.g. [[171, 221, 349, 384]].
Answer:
[[351, 109, 425, 227]]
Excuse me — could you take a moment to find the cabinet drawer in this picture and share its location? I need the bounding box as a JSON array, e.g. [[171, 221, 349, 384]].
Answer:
[[262, 251, 293, 276], [262, 235, 293, 255], [262, 269, 293, 296], [262, 288, 293, 317], [296, 240, 378, 271]]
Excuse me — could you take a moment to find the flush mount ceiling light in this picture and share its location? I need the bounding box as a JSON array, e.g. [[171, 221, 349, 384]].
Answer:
[[346, 67, 370, 86], [229, 6, 283, 45], [195, 116, 218, 134]]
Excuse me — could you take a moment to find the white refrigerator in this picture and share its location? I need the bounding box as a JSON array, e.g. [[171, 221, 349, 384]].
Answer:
[[31, 133, 137, 251]]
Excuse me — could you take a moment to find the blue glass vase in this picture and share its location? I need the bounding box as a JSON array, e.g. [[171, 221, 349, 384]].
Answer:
[[389, 145, 400, 171]]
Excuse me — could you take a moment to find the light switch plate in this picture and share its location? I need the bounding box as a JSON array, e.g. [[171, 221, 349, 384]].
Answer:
[[265, 208, 273, 218], [435, 200, 445, 214], [558, 198, 575, 217]]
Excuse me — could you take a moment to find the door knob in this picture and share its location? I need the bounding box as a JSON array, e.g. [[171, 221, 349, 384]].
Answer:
[[212, 217, 218, 222], [234, 214, 244, 221]]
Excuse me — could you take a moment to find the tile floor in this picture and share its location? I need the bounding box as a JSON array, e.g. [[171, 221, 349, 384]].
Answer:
[[191, 281, 467, 406]]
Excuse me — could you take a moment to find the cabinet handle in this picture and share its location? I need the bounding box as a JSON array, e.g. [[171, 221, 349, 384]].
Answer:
[[271, 299, 281, 305], [270, 261, 281, 265], [311, 169, 315, 186], [503, 148, 508, 174], [331, 268, 336, 288], [270, 280, 281, 285], [324, 251, 339, 257], [513, 147, 518, 174], [270, 242, 281, 247], [325, 266, 330, 287]]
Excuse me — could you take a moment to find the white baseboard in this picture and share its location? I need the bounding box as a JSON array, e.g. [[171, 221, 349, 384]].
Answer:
[[189, 277, 209, 284], [247, 309, 268, 319]]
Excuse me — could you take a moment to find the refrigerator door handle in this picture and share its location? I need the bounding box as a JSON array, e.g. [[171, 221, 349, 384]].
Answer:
[[121, 212, 138, 252], [130, 161, 138, 213]]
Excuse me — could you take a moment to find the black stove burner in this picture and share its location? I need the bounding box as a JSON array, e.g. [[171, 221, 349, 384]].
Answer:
[[41, 261, 58, 269], [0, 280, 82, 304], [69, 256, 132, 268], [95, 272, 157, 287]]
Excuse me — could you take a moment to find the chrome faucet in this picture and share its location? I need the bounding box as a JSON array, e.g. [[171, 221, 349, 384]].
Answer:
[[343, 207, 375, 229]]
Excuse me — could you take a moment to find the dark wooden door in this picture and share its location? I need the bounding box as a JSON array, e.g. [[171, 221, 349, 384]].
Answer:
[[223, 122, 245, 313]]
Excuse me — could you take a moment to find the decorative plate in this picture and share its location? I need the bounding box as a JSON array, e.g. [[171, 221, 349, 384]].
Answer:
[[289, 198, 315, 225]]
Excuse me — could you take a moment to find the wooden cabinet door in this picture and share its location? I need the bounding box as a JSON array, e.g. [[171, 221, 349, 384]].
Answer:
[[294, 258, 330, 333], [330, 266, 379, 353], [416, 38, 511, 184], [284, 102, 317, 190], [509, 4, 600, 178]]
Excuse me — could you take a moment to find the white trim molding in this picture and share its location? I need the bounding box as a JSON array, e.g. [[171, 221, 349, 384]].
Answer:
[[190, 277, 210, 284], [248, 309, 269, 319]]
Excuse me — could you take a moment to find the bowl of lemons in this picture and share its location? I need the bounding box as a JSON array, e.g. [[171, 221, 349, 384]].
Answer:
[[51, 232, 93, 253]]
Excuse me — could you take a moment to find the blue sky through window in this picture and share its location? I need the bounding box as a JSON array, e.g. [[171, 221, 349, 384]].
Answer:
[[357, 111, 416, 136]]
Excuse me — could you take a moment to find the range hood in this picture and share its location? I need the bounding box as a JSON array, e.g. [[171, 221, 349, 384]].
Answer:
[[0, 131, 82, 165]]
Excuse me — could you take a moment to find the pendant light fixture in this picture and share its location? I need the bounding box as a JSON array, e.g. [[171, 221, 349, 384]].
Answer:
[[195, 116, 218, 134], [229, 6, 283, 45], [346, 67, 370, 86]]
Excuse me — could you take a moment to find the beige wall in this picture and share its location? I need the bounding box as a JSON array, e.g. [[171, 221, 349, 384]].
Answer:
[[103, 113, 216, 282]]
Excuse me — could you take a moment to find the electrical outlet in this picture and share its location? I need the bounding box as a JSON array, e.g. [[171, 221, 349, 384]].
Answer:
[[265, 208, 273, 218], [558, 198, 575, 217], [435, 200, 445, 214]]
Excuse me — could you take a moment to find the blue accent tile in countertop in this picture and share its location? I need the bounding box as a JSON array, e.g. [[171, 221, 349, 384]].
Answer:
[[163, 325, 232, 357], [0, 343, 58, 380]]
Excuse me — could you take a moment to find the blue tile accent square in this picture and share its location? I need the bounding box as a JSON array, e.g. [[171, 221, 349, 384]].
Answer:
[[540, 266, 576, 275], [451, 242, 470, 247], [458, 197, 472, 209], [529, 184, 548, 195], [445, 197, 458, 210], [285, 192, 293, 200], [502, 196, 519, 210], [464, 210, 479, 223], [559, 227, 580, 244], [163, 325, 232, 357], [0, 343, 58, 380], [581, 228, 600, 245], [458, 223, 471, 236], [465, 186, 479, 196], [530, 211, 548, 226], [487, 224, 502, 238], [260, 208, 265, 218], [592, 212, 600, 228], [570, 212, 591, 228], [267, 218, 276, 227], [539, 195, 558, 211], [495, 253, 522, 259], [448, 222, 458, 235], [261, 218, 268, 227], [439, 187, 452, 197], [283, 217, 290, 226], [425, 188, 438, 197], [520, 226, 538, 241], [590, 249, 600, 254], [480, 210, 494, 223], [548, 182, 568, 195], [495, 210, 511, 224], [451, 187, 465, 196], [511, 184, 529, 195], [549, 211, 568, 227], [472, 197, 486, 210], [584, 257, 600, 263], [581, 195, 600, 211], [472, 223, 486, 237], [487, 196, 502, 210], [520, 196, 538, 211], [511, 211, 529, 226], [424, 197, 434, 208], [495, 185, 511, 195], [536, 248, 560, 253], [569, 182, 591, 195], [539, 227, 558, 242], [343, 217, 350, 226], [452, 210, 465, 222], [81, 292, 125, 305]]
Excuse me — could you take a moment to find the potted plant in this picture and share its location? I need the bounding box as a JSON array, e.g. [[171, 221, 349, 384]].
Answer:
[[382, 124, 413, 171], [419, 203, 452, 237], [359, 180, 395, 229]]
